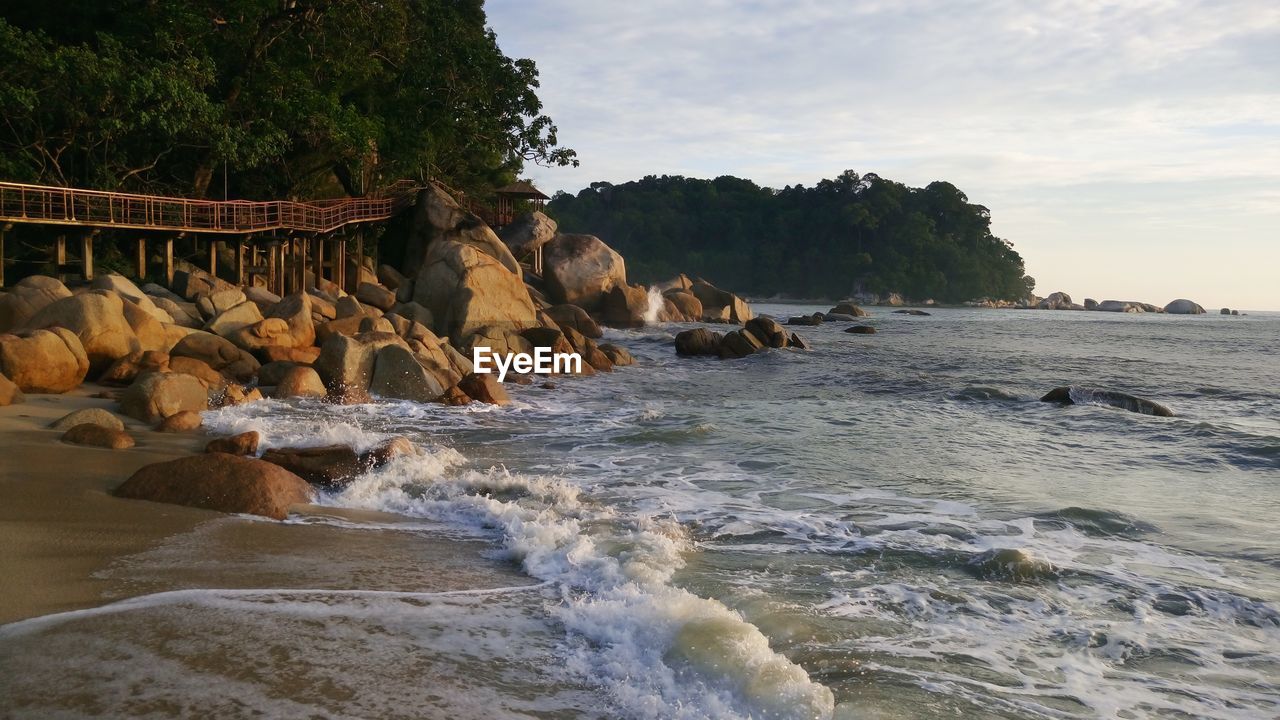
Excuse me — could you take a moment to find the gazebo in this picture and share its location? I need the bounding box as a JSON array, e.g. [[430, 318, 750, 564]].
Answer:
[[493, 180, 549, 228]]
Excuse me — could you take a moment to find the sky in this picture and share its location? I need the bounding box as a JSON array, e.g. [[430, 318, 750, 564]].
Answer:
[[486, 1, 1280, 310]]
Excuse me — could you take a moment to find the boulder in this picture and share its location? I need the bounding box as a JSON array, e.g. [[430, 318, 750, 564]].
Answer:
[[579, 339, 614, 373], [243, 286, 282, 313], [155, 410, 202, 432], [98, 350, 170, 386], [260, 445, 364, 491], [196, 288, 247, 320], [227, 317, 296, 351], [1037, 292, 1074, 310], [114, 453, 314, 520], [893, 309, 931, 316], [168, 355, 228, 390], [317, 315, 367, 343], [1084, 298, 1099, 311], [1220, 307, 1231, 315], [313, 332, 407, 399], [745, 317, 788, 348], [399, 183, 522, 277], [119, 300, 172, 352], [204, 300, 264, 338], [598, 343, 634, 366], [788, 314, 824, 326], [257, 345, 321, 365], [662, 289, 703, 321], [788, 332, 811, 350], [0, 327, 90, 393], [542, 234, 627, 311], [828, 302, 869, 317], [369, 344, 448, 402], [845, 325, 877, 334], [61, 423, 134, 450], [256, 361, 298, 386], [22, 290, 140, 371], [205, 431, 260, 456], [273, 366, 327, 399], [377, 264, 408, 291], [1164, 299, 1206, 315], [881, 293, 905, 307], [719, 329, 765, 359], [149, 296, 202, 328], [413, 240, 538, 344], [171, 268, 234, 301], [674, 328, 723, 357], [263, 293, 317, 348], [170, 332, 259, 381], [545, 304, 602, 339], [91, 274, 171, 322], [1096, 300, 1144, 313], [0, 275, 72, 332], [601, 283, 650, 328], [1040, 386, 1173, 417], [499, 211, 558, 259], [460, 324, 533, 358], [824, 313, 859, 322], [458, 372, 510, 405], [388, 301, 433, 330], [49, 407, 124, 432], [358, 316, 396, 334], [120, 371, 209, 423], [0, 372, 23, 406], [692, 281, 753, 323], [213, 383, 264, 408], [356, 282, 397, 312]]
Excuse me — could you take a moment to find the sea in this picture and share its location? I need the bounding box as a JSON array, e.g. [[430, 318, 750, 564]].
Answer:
[[3, 304, 1278, 719]]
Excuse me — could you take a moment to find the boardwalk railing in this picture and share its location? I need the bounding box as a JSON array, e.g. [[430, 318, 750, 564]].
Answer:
[[0, 180, 419, 234]]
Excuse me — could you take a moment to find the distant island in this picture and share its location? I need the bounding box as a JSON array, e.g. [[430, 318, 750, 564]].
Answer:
[[547, 171, 1035, 304]]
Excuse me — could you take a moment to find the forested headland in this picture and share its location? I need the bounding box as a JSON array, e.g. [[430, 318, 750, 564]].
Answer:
[[548, 172, 1035, 303]]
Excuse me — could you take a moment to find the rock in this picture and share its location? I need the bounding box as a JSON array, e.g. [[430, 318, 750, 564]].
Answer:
[[1232, 310, 1240, 316], [260, 445, 362, 491], [579, 339, 614, 372], [196, 288, 247, 320], [98, 350, 170, 386], [881, 293, 905, 307], [61, 423, 135, 449], [377, 264, 408, 291], [692, 281, 753, 323], [313, 332, 405, 399], [521, 326, 576, 357], [499, 211, 558, 259], [213, 383, 264, 408], [458, 372, 510, 405], [226, 317, 297, 352], [91, 274, 170, 322], [0, 327, 90, 393], [49, 407, 124, 432], [273, 366, 327, 399], [262, 293, 317, 348], [388, 301, 433, 330], [718, 329, 765, 359], [968, 548, 1057, 582], [0, 371, 23, 406], [150, 296, 202, 328], [1084, 298, 1099, 311], [893, 309, 931, 316], [745, 317, 788, 348], [1037, 292, 1073, 310], [788, 314, 823, 326], [413, 239, 538, 345], [1220, 307, 1231, 315], [440, 385, 471, 405], [369, 344, 448, 402], [358, 316, 396, 335], [115, 453, 314, 520], [1163, 299, 1206, 315], [542, 234, 627, 312], [170, 332, 260, 381], [1040, 386, 1174, 417], [674, 328, 722, 357], [120, 371, 209, 423], [155, 410, 202, 432], [168, 356, 228, 390], [399, 183, 522, 278], [205, 430, 260, 456], [356, 282, 397, 312], [662, 289, 703, 321], [544, 304, 603, 339], [1096, 300, 1144, 313], [316, 315, 367, 343], [171, 267, 234, 301], [204, 300, 264, 338], [119, 298, 172, 352], [256, 361, 298, 386], [361, 436, 416, 468], [256, 345, 321, 365], [787, 332, 811, 350], [243, 286, 282, 312], [0, 275, 72, 332], [598, 343, 634, 366], [22, 290, 140, 371], [828, 302, 869, 317], [601, 283, 650, 328], [845, 325, 877, 334]]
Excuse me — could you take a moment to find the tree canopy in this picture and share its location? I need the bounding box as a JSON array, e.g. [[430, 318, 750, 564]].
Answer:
[[547, 171, 1034, 303], [0, 0, 576, 199]]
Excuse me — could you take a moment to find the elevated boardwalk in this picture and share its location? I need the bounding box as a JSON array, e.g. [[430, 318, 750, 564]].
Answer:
[[0, 181, 420, 294]]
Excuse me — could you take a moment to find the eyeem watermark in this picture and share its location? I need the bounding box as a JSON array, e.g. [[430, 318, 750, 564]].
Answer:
[[472, 346, 581, 382]]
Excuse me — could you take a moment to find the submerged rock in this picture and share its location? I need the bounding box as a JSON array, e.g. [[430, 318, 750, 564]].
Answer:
[[828, 302, 869, 317], [61, 423, 135, 449], [1040, 386, 1173, 417], [844, 325, 877, 334], [893, 309, 931, 316], [968, 548, 1058, 582]]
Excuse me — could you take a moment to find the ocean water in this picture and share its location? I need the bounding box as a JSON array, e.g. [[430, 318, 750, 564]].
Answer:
[[4, 305, 1279, 719]]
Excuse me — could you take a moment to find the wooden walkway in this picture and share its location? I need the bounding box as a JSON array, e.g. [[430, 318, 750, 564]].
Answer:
[[0, 181, 420, 294]]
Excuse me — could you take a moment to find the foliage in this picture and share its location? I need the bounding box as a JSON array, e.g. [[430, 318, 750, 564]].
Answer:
[[547, 171, 1034, 303], [0, 1, 576, 199]]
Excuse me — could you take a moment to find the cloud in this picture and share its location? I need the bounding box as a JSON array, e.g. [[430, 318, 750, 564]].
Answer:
[[488, 0, 1280, 308]]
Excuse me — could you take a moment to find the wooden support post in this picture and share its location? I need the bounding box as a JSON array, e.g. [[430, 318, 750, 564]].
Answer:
[[208, 238, 218, 278], [267, 243, 278, 297], [335, 238, 347, 293], [54, 235, 67, 282], [312, 237, 324, 289], [0, 223, 9, 288], [164, 237, 175, 287], [135, 238, 147, 280], [351, 235, 364, 294], [235, 239, 246, 287], [80, 233, 94, 281]]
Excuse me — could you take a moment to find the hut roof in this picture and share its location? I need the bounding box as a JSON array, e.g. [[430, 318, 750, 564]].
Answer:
[[494, 180, 549, 200]]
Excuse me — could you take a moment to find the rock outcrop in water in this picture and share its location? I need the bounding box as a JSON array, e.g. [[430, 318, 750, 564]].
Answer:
[[115, 453, 316, 520], [1163, 299, 1206, 314], [1040, 386, 1174, 417], [675, 318, 806, 360]]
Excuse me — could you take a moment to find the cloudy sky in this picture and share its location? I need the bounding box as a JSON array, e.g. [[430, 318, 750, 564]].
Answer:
[[487, 1, 1280, 309]]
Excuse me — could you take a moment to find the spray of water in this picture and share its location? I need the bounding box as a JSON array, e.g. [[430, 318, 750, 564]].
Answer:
[[643, 287, 664, 324]]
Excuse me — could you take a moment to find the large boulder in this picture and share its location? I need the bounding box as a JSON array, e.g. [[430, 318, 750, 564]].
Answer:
[[205, 431, 260, 456], [204, 300, 264, 338], [168, 355, 228, 390], [0, 327, 90, 393], [369, 344, 448, 402], [226, 317, 296, 351], [0, 276, 72, 332], [356, 282, 397, 312], [662, 289, 703, 322], [313, 331, 408, 400], [50, 407, 124, 432], [542, 234, 627, 312], [0, 371, 23, 406], [828, 302, 869, 317], [114, 453, 315, 520], [413, 240, 538, 345], [544, 304, 603, 339], [745, 317, 788, 348], [400, 183, 522, 277], [273, 366, 327, 399], [499, 211, 558, 259], [719, 328, 765, 359], [458, 372, 510, 406], [1041, 386, 1174, 417], [170, 332, 259, 381], [674, 328, 723, 357], [22, 290, 140, 371], [263, 293, 317, 348], [260, 445, 363, 491], [1164, 299, 1206, 315], [691, 280, 753, 323], [601, 284, 650, 328], [91, 273, 171, 323], [1096, 300, 1145, 313], [119, 299, 172, 353], [1037, 292, 1074, 310], [119, 371, 209, 423], [171, 267, 235, 301]]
